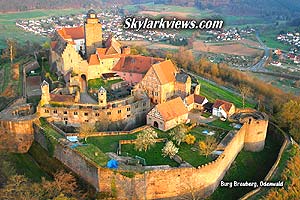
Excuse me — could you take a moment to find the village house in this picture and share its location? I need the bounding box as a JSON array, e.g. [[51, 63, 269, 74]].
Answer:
[[212, 99, 235, 119]]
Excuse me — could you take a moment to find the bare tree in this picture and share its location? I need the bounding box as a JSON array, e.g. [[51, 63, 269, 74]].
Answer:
[[78, 123, 95, 143], [239, 84, 252, 108], [198, 136, 217, 157], [1, 39, 17, 65]]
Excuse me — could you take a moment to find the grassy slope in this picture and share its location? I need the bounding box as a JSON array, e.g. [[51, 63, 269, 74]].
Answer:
[[198, 78, 254, 108], [6, 152, 50, 182], [209, 131, 282, 200]]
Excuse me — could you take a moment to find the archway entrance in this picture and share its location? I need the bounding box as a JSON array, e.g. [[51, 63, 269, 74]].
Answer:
[[153, 121, 158, 128], [80, 74, 87, 93]]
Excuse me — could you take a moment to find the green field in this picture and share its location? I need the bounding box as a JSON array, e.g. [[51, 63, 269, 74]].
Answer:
[[0, 9, 85, 48], [198, 78, 254, 108], [259, 30, 291, 51], [124, 2, 199, 14]]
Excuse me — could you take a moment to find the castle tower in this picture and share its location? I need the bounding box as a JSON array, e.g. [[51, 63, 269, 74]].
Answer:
[[194, 84, 201, 95], [98, 86, 107, 107], [40, 80, 50, 106], [84, 9, 103, 58]]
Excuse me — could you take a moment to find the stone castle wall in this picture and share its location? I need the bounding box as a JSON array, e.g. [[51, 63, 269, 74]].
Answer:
[[31, 109, 269, 199]]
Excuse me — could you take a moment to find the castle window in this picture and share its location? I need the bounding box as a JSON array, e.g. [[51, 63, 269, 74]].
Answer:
[[100, 100, 103, 103], [64, 111, 67, 115], [118, 110, 121, 114], [45, 109, 49, 113], [155, 92, 158, 96], [74, 112, 78, 115], [84, 112, 88, 116], [95, 113, 99, 117], [127, 115, 131, 117], [64, 118, 68, 121], [127, 107, 130, 111], [53, 110, 57, 114], [107, 112, 111, 115], [143, 102, 146, 107], [85, 120, 89, 122]]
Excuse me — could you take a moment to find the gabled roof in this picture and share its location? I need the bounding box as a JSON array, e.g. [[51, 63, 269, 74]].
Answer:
[[112, 55, 163, 74], [213, 99, 234, 112], [185, 94, 207, 105], [152, 60, 177, 85], [88, 54, 100, 65], [156, 97, 188, 121], [105, 35, 122, 54], [96, 48, 107, 56], [57, 26, 84, 41]]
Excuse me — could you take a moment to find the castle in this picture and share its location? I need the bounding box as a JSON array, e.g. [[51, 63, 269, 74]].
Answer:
[[0, 10, 270, 199]]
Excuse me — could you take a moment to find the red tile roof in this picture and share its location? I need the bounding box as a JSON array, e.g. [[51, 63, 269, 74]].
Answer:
[[152, 60, 177, 84], [213, 99, 233, 112], [88, 54, 100, 65], [112, 55, 163, 74], [50, 94, 74, 103], [96, 48, 107, 56], [57, 26, 84, 41], [157, 97, 188, 121]]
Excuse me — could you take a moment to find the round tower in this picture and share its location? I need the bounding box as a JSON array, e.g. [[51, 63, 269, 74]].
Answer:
[[98, 86, 107, 107], [84, 9, 103, 58], [40, 80, 50, 106], [235, 110, 269, 152]]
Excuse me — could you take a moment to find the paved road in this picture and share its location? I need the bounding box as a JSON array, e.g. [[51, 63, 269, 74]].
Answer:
[[248, 31, 270, 72]]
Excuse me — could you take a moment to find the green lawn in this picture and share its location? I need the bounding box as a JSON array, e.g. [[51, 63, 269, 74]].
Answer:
[[209, 130, 283, 200], [207, 119, 235, 131], [198, 78, 254, 108], [75, 144, 109, 167], [88, 78, 123, 90], [88, 126, 223, 167], [87, 133, 139, 153], [121, 143, 179, 167]]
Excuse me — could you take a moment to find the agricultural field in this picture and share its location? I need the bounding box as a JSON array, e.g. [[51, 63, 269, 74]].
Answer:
[[193, 40, 263, 56], [0, 9, 85, 48], [197, 78, 255, 108]]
